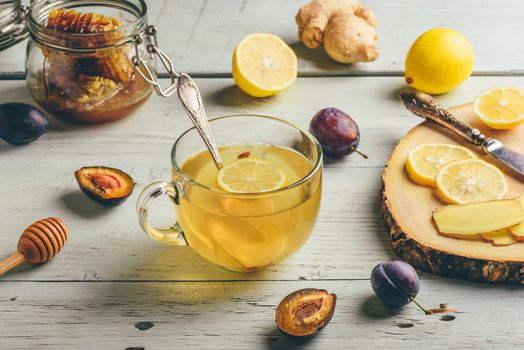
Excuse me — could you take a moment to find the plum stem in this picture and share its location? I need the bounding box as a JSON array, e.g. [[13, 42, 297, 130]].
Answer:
[[351, 145, 368, 159], [409, 296, 430, 315]]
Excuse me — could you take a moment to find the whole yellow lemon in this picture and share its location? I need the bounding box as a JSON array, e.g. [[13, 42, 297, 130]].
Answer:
[[405, 28, 474, 94]]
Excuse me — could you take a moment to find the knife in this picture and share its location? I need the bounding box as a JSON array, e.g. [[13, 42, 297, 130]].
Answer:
[[399, 90, 524, 178]]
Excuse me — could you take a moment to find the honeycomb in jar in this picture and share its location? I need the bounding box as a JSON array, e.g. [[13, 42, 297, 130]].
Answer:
[[45, 9, 134, 83], [75, 75, 123, 106], [47, 74, 123, 111], [77, 49, 135, 83], [47, 9, 121, 33]]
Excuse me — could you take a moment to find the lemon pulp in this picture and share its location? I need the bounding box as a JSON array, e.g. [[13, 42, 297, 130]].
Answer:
[[435, 159, 507, 204], [217, 158, 286, 193]]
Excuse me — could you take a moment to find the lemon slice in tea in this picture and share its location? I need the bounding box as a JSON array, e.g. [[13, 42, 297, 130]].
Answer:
[[217, 158, 286, 193]]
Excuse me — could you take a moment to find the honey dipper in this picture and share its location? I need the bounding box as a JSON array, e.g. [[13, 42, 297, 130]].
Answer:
[[0, 218, 68, 276]]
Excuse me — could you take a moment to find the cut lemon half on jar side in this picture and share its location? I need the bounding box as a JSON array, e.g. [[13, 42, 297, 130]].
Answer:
[[473, 87, 524, 129], [232, 33, 297, 97], [406, 143, 476, 187], [435, 158, 508, 204], [217, 158, 287, 193]]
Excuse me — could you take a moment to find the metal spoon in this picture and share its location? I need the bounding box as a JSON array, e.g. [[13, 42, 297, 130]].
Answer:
[[176, 73, 223, 169], [130, 26, 223, 169]]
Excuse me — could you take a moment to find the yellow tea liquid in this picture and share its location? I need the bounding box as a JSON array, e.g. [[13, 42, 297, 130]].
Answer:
[[174, 143, 322, 271]]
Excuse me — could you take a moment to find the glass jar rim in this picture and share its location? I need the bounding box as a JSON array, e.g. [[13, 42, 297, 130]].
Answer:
[[171, 114, 324, 197], [27, 0, 148, 51]]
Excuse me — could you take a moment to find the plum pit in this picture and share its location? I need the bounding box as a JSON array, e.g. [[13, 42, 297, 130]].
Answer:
[[276, 288, 336, 337], [75, 166, 134, 206], [87, 173, 121, 192]]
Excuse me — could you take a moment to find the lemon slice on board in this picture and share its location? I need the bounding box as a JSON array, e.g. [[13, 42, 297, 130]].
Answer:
[[405, 143, 476, 187], [232, 33, 297, 97], [435, 158, 508, 204], [474, 87, 524, 130], [217, 158, 286, 193]]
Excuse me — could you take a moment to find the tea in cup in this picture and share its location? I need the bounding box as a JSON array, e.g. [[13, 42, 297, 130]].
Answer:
[[137, 115, 322, 272]]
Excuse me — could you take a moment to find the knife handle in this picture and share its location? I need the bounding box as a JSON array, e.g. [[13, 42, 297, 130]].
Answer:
[[400, 90, 489, 150]]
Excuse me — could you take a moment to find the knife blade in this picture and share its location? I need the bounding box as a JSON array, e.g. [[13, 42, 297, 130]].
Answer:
[[485, 139, 524, 176], [400, 90, 524, 178]]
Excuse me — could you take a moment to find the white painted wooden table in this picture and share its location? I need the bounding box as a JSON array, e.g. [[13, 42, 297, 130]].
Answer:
[[1, 1, 524, 349]]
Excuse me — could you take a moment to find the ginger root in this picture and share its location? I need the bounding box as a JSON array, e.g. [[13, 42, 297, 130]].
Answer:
[[295, 0, 378, 64]]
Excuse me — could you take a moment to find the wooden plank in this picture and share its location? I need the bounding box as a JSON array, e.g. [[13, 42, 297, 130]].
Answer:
[[0, 76, 522, 282], [1, 0, 524, 76], [0, 279, 521, 349]]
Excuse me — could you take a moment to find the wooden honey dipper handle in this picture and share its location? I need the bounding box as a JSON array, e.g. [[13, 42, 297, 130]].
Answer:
[[0, 252, 25, 276], [0, 218, 68, 277]]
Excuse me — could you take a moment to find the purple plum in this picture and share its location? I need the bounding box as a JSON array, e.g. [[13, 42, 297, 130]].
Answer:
[[0, 103, 49, 145], [309, 107, 367, 159], [371, 260, 420, 308]]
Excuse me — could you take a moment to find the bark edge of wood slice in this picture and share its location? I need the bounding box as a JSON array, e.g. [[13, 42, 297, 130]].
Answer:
[[382, 103, 524, 284]]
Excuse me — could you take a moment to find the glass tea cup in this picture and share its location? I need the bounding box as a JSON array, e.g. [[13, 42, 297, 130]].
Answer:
[[137, 115, 323, 272]]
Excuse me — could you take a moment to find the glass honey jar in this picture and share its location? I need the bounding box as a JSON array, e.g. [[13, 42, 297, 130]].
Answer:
[[0, 0, 178, 123]]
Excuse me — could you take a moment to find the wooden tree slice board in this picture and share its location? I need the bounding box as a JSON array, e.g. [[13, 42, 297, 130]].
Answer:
[[382, 103, 524, 283]]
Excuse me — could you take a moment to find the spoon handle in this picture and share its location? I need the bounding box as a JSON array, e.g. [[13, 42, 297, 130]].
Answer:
[[399, 90, 489, 149], [176, 73, 223, 169], [0, 252, 25, 277]]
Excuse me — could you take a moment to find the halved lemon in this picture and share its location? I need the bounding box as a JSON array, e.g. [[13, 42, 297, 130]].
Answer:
[[216, 158, 286, 193], [473, 87, 524, 129], [435, 158, 508, 204], [232, 33, 297, 97], [406, 143, 476, 186]]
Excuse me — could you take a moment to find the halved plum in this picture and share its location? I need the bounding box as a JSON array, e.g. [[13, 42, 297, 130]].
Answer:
[[75, 166, 135, 206], [276, 288, 336, 337]]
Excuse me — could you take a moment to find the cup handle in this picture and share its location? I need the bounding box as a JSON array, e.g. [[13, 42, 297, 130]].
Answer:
[[136, 181, 187, 246]]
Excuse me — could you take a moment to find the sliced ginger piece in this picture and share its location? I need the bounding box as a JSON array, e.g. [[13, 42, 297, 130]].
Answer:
[[433, 199, 524, 235], [510, 223, 524, 240], [441, 232, 483, 241], [509, 195, 524, 239], [482, 229, 518, 246]]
